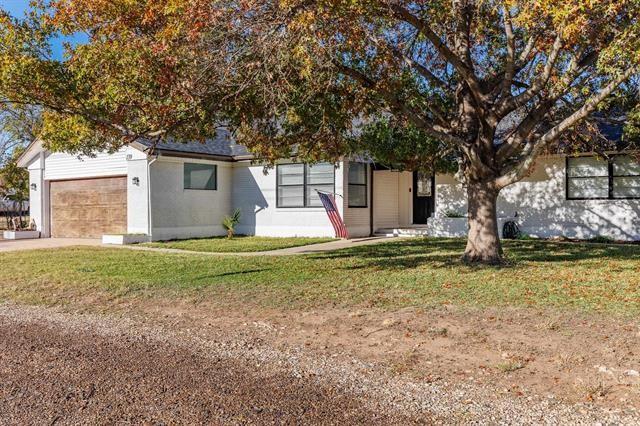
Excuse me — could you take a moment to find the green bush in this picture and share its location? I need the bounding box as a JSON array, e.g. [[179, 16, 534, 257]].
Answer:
[[222, 209, 241, 239]]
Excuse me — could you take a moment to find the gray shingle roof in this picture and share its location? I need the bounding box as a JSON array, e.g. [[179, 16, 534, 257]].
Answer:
[[137, 128, 250, 158]]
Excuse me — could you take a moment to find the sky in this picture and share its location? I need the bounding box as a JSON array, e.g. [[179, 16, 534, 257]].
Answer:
[[1, 0, 88, 60]]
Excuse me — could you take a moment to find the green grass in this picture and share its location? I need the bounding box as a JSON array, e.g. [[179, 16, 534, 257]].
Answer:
[[143, 236, 337, 252], [0, 238, 639, 315]]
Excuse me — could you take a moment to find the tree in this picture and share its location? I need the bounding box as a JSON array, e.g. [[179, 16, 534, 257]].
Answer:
[[1, 1, 639, 263], [237, 0, 640, 263], [0, 105, 41, 165], [0, 147, 29, 229]]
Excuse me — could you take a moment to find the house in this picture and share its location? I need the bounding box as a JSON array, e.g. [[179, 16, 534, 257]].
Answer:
[[17, 134, 376, 241], [16, 131, 640, 242]]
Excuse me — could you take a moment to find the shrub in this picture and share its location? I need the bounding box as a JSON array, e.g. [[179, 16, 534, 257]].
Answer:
[[222, 209, 241, 239], [517, 233, 535, 241], [588, 235, 615, 244], [444, 210, 465, 218]]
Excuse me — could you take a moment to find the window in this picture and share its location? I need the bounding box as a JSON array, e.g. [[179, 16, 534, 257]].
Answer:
[[184, 163, 217, 190], [566, 155, 640, 200], [276, 162, 335, 207], [416, 171, 432, 197], [348, 162, 368, 207], [612, 156, 640, 198], [566, 157, 609, 199]]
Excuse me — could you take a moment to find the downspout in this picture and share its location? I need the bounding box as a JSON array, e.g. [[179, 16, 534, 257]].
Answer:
[[147, 154, 158, 240], [369, 163, 374, 237]]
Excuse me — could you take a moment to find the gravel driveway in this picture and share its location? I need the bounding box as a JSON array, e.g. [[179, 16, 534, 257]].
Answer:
[[0, 304, 637, 425], [0, 305, 430, 425]]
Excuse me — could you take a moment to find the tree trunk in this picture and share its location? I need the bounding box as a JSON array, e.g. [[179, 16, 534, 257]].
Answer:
[[463, 182, 503, 264]]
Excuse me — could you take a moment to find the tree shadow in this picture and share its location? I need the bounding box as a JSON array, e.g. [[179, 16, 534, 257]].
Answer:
[[194, 268, 271, 279], [308, 238, 640, 272]]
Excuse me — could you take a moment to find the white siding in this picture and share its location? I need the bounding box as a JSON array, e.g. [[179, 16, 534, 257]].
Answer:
[[44, 148, 130, 181], [150, 156, 233, 241], [343, 162, 371, 238], [29, 146, 148, 238], [26, 153, 49, 236], [434, 156, 640, 241], [231, 161, 344, 237], [371, 170, 413, 230], [373, 171, 400, 228], [397, 172, 412, 227], [127, 157, 150, 235]]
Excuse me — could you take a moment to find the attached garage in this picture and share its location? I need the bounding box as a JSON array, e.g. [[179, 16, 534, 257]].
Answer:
[[50, 177, 127, 238]]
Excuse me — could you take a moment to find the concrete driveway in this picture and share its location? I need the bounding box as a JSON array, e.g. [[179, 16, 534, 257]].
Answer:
[[0, 238, 102, 253]]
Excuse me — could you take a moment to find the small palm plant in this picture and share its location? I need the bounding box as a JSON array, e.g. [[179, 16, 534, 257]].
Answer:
[[222, 208, 241, 239]]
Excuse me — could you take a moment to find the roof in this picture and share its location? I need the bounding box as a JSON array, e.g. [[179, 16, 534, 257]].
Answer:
[[136, 128, 251, 159], [15, 139, 43, 168], [598, 121, 625, 144], [16, 129, 253, 167]]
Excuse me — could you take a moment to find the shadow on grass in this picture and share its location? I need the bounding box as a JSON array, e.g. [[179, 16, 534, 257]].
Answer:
[[194, 268, 271, 279], [308, 238, 640, 271]]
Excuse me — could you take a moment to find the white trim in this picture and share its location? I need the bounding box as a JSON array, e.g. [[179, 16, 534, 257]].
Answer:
[[147, 155, 158, 238]]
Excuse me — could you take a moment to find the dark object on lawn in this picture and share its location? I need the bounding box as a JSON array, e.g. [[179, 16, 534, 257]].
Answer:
[[503, 221, 522, 239]]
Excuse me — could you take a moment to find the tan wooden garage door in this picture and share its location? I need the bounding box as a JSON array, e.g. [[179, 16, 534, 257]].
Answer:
[[50, 177, 127, 238]]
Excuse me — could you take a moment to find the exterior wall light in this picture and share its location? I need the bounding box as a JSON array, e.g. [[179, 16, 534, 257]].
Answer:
[[30, 183, 37, 191], [132, 177, 140, 186]]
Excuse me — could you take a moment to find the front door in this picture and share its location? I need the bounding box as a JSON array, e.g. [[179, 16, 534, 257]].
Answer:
[[413, 171, 434, 224]]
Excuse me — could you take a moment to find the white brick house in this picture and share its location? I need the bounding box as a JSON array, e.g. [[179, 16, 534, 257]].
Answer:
[[17, 133, 640, 241]]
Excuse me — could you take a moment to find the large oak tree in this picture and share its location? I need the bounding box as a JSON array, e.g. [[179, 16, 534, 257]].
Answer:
[[1, 0, 639, 262]]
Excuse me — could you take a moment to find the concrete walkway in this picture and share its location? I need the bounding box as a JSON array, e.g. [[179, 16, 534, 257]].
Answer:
[[0, 236, 395, 255], [0, 238, 102, 253], [113, 237, 396, 257], [115, 237, 397, 257]]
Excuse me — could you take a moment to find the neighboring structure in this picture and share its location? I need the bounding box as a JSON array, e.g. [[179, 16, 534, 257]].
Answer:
[[0, 176, 29, 216], [17, 133, 640, 241]]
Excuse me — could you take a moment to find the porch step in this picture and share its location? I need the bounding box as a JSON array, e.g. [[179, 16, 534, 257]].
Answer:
[[374, 227, 430, 237]]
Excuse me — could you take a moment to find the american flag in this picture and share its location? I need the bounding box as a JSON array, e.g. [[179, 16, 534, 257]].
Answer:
[[317, 191, 349, 239]]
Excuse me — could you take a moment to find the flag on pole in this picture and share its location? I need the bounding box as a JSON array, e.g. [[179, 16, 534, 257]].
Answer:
[[317, 191, 349, 239]]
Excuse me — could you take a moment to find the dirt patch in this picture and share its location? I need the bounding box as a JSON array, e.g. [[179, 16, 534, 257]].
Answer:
[[2, 303, 639, 424], [122, 299, 640, 411], [0, 310, 426, 425]]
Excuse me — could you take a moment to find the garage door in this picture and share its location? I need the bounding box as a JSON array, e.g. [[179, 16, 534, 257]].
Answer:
[[50, 177, 127, 238]]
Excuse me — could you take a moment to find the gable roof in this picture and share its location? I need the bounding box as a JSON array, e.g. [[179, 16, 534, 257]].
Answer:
[[135, 128, 251, 160], [15, 139, 43, 168], [16, 129, 253, 167]]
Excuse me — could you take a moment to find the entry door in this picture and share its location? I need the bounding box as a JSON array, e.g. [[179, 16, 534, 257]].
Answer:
[[412, 171, 434, 224]]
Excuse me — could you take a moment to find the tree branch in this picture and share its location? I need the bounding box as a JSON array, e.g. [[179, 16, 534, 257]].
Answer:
[[364, 33, 448, 125], [500, 5, 516, 99], [368, 33, 447, 90], [495, 51, 600, 162], [390, 4, 487, 107], [332, 60, 466, 146], [495, 67, 637, 188], [496, 35, 564, 117]]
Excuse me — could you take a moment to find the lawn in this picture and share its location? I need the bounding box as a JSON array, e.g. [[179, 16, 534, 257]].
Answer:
[[0, 238, 639, 315], [143, 236, 337, 252]]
